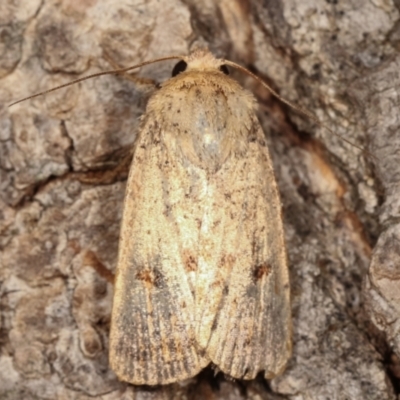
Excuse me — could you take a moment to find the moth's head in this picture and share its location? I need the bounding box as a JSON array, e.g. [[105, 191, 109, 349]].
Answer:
[[172, 48, 229, 77]]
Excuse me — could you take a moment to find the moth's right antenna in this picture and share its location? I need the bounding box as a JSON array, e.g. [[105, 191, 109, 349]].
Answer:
[[224, 60, 375, 160]]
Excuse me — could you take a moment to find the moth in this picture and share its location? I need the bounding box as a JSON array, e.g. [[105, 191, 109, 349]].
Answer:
[[108, 49, 291, 385]]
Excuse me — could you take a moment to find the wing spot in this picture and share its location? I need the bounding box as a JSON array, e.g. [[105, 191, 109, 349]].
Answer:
[[136, 269, 153, 284], [210, 280, 222, 289], [182, 251, 197, 272], [213, 219, 221, 228], [253, 263, 272, 283], [163, 204, 172, 216], [135, 267, 165, 289], [219, 254, 236, 269]]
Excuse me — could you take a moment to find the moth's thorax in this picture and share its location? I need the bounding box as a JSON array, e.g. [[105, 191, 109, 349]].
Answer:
[[146, 70, 257, 171], [183, 48, 224, 71]]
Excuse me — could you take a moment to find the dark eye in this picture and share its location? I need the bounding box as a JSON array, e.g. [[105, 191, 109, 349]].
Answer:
[[219, 65, 229, 75], [172, 60, 187, 77]]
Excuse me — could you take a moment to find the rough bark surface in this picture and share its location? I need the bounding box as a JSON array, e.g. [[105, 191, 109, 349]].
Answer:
[[0, 0, 399, 399]]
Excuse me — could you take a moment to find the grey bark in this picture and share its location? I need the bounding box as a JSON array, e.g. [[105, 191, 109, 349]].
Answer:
[[0, 0, 399, 399]]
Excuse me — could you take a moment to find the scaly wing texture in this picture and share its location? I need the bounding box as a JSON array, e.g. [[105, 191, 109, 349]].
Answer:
[[110, 61, 291, 384], [109, 115, 210, 385], [195, 117, 291, 380]]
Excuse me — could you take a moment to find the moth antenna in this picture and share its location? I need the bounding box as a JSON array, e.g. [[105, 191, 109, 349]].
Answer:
[[8, 55, 182, 107], [224, 60, 376, 160]]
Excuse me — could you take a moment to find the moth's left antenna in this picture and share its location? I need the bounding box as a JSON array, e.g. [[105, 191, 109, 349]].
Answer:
[[8, 56, 182, 107]]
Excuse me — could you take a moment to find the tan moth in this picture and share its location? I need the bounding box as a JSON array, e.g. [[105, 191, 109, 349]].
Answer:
[[109, 49, 291, 384], [11, 47, 363, 385]]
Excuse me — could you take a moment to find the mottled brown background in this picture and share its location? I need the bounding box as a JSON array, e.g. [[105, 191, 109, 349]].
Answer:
[[1, 0, 400, 399]]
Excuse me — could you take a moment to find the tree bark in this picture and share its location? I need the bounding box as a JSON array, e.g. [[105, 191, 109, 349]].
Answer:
[[1, 0, 399, 399]]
